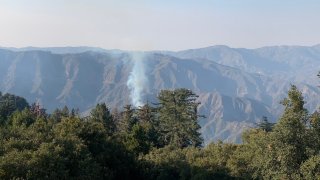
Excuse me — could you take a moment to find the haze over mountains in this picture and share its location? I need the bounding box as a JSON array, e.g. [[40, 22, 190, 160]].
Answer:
[[1, 45, 320, 144]]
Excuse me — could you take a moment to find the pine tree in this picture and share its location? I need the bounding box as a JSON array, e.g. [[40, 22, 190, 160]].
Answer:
[[256, 116, 274, 132], [136, 103, 160, 148], [90, 103, 115, 136], [118, 105, 137, 133], [309, 111, 320, 154], [157, 88, 203, 148], [136, 103, 156, 125], [61, 106, 70, 117]]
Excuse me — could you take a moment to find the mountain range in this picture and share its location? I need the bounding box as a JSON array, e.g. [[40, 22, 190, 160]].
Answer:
[[1, 45, 320, 144]]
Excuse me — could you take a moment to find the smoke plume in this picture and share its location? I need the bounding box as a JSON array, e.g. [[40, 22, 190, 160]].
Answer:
[[127, 52, 148, 107]]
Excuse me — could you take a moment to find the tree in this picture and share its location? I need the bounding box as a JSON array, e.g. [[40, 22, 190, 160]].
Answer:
[[0, 93, 29, 125], [61, 106, 70, 117], [123, 124, 152, 155], [50, 108, 63, 122], [10, 108, 36, 127], [229, 129, 269, 179], [136, 103, 156, 125], [53, 117, 140, 179], [300, 155, 320, 179], [141, 146, 192, 179], [136, 104, 160, 148], [90, 103, 115, 136], [118, 105, 137, 134], [262, 85, 309, 179], [49, 106, 71, 123], [256, 116, 274, 132], [141, 144, 235, 179], [157, 88, 203, 148], [117, 104, 156, 155], [30, 103, 47, 117]]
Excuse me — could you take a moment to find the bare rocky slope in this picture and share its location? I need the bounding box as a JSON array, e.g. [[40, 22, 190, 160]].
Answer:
[[1, 45, 320, 143]]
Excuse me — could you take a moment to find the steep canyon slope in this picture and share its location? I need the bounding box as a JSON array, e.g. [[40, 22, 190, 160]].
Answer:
[[1, 45, 320, 143]]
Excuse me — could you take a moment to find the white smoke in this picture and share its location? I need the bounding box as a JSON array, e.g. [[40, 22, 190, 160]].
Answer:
[[127, 52, 148, 107]]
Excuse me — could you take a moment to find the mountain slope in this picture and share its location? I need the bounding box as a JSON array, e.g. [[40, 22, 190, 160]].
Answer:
[[0, 45, 320, 143], [168, 45, 320, 84]]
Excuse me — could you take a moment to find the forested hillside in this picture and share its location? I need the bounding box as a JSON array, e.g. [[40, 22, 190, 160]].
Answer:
[[1, 87, 320, 179]]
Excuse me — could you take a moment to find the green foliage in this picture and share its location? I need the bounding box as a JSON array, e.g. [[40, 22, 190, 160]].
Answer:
[[119, 104, 158, 155], [50, 106, 73, 123], [137, 104, 160, 146], [118, 104, 137, 133], [141, 145, 236, 180], [256, 116, 274, 132], [231, 85, 320, 179], [123, 124, 152, 155], [310, 111, 320, 152], [1, 86, 320, 179], [300, 155, 320, 179], [262, 85, 309, 178], [0, 107, 139, 179], [0, 92, 29, 125], [90, 103, 115, 136], [238, 129, 270, 179], [142, 146, 192, 179], [157, 88, 203, 148], [10, 108, 36, 127]]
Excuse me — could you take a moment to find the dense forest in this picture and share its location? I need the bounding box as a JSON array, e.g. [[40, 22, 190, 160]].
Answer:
[[0, 87, 320, 179]]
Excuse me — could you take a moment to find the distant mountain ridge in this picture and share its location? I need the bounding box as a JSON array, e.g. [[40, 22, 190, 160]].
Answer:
[[0, 46, 123, 54], [0, 45, 320, 143]]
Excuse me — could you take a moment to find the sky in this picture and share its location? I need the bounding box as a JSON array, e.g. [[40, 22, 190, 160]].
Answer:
[[0, 0, 319, 51]]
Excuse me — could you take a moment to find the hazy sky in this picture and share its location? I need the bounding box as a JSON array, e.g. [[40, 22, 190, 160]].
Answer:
[[0, 0, 319, 50]]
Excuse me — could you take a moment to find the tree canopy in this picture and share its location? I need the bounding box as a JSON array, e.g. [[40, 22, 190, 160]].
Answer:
[[1, 86, 320, 179]]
